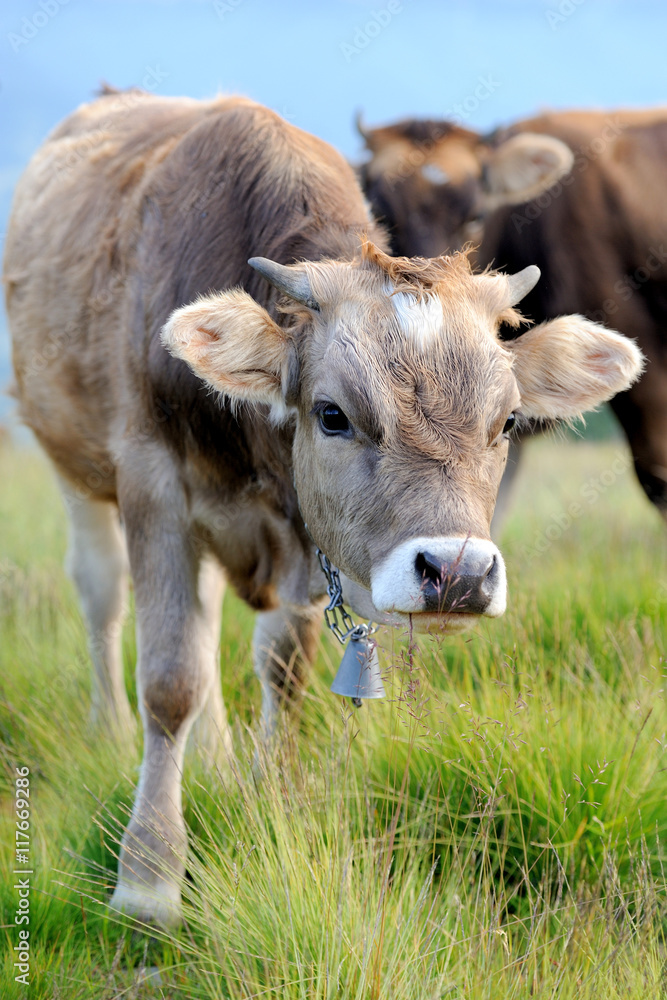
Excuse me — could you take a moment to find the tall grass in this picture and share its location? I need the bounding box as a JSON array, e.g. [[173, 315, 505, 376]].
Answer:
[[0, 435, 665, 998]]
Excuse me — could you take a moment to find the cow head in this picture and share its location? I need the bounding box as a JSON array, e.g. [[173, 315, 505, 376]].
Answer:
[[162, 242, 642, 634], [358, 118, 574, 256]]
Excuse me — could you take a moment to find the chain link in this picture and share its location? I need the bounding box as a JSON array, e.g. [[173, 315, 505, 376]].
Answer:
[[317, 548, 375, 645]]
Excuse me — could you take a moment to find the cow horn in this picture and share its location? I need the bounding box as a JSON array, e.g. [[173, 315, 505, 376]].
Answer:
[[506, 265, 541, 306], [248, 257, 319, 311], [355, 110, 371, 142]]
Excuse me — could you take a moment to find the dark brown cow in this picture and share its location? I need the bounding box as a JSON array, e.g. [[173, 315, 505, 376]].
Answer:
[[359, 109, 667, 520], [4, 91, 642, 925]]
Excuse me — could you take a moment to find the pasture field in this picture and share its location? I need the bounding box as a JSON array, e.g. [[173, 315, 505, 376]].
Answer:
[[1, 430, 666, 999]]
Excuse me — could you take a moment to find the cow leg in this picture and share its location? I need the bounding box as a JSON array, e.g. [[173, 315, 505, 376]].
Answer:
[[59, 481, 134, 737], [110, 463, 222, 925], [611, 368, 667, 523], [188, 554, 233, 765], [490, 436, 525, 539], [252, 604, 321, 739]]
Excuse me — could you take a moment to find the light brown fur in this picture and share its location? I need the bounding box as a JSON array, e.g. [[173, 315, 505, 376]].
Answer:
[[360, 106, 667, 517], [166, 240, 643, 588], [4, 91, 643, 926]]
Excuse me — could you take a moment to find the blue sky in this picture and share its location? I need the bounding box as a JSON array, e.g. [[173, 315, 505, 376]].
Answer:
[[1, 0, 666, 414]]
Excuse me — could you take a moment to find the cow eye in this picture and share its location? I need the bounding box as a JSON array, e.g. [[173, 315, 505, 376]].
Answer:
[[502, 413, 516, 435], [318, 404, 351, 436]]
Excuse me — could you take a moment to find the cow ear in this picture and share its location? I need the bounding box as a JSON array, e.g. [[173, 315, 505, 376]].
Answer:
[[507, 316, 644, 421], [481, 133, 574, 210], [161, 289, 292, 409]]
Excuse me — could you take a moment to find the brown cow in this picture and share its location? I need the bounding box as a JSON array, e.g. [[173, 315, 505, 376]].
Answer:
[[4, 90, 642, 925], [359, 109, 667, 522]]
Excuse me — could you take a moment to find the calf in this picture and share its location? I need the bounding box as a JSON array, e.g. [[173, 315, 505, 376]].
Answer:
[[4, 90, 643, 924], [358, 109, 667, 522]]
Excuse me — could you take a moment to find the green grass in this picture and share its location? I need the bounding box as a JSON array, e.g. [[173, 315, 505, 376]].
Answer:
[[0, 434, 666, 998]]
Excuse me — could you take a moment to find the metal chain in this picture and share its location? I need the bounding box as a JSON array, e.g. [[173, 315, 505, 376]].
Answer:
[[316, 548, 375, 645]]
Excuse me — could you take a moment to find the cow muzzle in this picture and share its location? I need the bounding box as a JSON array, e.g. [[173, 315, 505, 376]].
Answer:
[[370, 536, 507, 633]]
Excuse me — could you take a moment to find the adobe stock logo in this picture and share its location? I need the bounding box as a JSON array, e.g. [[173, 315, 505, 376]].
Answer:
[[519, 450, 632, 563], [340, 1, 405, 63], [8, 0, 73, 54], [546, 0, 586, 30]]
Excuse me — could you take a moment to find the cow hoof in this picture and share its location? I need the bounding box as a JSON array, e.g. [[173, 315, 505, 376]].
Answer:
[[109, 881, 182, 928]]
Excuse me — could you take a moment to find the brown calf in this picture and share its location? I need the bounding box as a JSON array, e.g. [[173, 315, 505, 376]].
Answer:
[[359, 108, 667, 521], [4, 91, 642, 924]]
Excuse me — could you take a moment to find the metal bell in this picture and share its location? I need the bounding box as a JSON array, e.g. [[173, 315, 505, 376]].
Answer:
[[331, 626, 385, 706]]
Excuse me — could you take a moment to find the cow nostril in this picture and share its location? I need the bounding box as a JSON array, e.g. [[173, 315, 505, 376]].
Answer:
[[415, 550, 445, 589], [415, 546, 499, 614], [483, 554, 501, 595]]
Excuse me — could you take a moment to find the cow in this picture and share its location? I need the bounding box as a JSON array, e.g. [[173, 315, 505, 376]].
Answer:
[[358, 109, 667, 525], [4, 90, 643, 926]]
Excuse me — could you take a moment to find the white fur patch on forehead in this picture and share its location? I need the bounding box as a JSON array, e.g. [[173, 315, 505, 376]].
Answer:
[[384, 284, 444, 346]]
